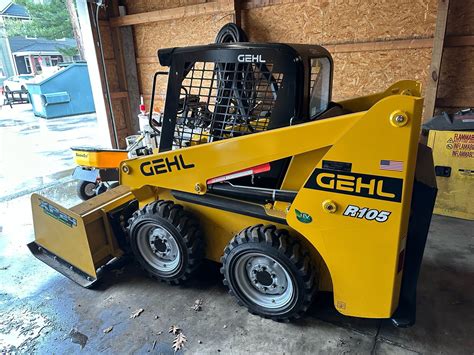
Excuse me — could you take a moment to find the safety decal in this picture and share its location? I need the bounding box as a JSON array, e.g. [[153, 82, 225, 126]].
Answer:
[[446, 133, 474, 158], [39, 199, 77, 228], [343, 205, 391, 223], [295, 209, 313, 224], [304, 168, 403, 203]]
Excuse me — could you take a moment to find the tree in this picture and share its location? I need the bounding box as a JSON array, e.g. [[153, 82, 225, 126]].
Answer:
[[65, 0, 85, 60], [5, 0, 84, 59]]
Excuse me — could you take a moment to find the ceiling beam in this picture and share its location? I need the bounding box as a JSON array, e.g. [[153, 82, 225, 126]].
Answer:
[[109, 1, 234, 27]]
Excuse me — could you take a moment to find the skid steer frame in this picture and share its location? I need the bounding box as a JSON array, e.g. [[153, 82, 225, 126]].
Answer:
[[28, 39, 436, 326]]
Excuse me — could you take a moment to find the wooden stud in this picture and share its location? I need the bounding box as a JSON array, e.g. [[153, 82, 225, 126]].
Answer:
[[324, 38, 434, 54], [445, 35, 474, 48], [109, 1, 234, 27], [134, 34, 474, 65], [423, 0, 451, 122], [242, 0, 305, 10], [110, 91, 129, 99], [436, 97, 474, 109]]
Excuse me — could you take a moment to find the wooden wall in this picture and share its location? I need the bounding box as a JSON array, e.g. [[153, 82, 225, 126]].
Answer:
[[241, 0, 437, 101], [93, 0, 474, 145], [437, 0, 474, 113]]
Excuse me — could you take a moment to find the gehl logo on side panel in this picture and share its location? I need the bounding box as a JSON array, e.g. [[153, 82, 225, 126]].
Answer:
[[237, 54, 266, 63], [140, 154, 195, 176], [305, 168, 403, 202]]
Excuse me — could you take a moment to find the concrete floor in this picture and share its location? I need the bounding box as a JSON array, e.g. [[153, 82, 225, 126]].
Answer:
[[0, 104, 100, 200], [0, 182, 473, 354]]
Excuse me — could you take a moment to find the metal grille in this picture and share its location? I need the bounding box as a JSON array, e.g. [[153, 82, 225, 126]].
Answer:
[[172, 61, 283, 149]]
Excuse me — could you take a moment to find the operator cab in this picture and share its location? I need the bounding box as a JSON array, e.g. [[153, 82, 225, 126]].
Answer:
[[154, 43, 339, 191]]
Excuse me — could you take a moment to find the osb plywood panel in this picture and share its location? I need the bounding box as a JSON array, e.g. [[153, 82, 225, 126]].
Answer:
[[133, 14, 231, 58], [134, 12, 231, 106], [242, 0, 438, 44], [105, 64, 120, 92], [137, 63, 169, 98], [331, 48, 432, 101], [117, 128, 129, 149], [99, 24, 114, 59], [437, 47, 474, 106], [446, 0, 474, 36], [112, 99, 127, 131], [125, 0, 208, 15]]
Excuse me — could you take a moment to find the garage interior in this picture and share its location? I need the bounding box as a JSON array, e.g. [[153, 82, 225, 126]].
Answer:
[[0, 0, 473, 354]]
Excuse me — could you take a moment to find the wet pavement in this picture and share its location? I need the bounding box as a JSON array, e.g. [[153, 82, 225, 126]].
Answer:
[[0, 104, 100, 200], [0, 181, 473, 354]]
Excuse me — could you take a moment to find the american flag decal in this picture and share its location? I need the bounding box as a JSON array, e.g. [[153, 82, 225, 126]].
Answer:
[[380, 160, 404, 172]]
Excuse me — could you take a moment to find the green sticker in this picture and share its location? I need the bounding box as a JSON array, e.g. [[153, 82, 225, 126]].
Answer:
[[295, 209, 312, 223]]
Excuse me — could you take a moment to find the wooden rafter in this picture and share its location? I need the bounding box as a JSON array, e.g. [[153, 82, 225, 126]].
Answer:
[[109, 1, 234, 27]]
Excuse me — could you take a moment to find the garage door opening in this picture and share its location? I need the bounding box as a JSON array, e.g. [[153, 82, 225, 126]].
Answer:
[[0, 0, 112, 202]]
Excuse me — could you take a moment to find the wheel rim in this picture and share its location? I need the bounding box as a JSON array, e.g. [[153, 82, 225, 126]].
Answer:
[[84, 183, 96, 197], [232, 252, 295, 310], [136, 222, 181, 275]]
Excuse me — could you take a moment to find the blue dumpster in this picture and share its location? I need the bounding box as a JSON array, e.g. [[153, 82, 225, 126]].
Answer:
[[27, 62, 96, 119]]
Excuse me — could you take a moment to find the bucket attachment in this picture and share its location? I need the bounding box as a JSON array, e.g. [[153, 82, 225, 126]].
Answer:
[[29, 185, 137, 287]]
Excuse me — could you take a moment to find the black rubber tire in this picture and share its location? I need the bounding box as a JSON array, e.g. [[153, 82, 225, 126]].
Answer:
[[127, 200, 205, 285], [77, 180, 97, 200], [221, 224, 316, 322]]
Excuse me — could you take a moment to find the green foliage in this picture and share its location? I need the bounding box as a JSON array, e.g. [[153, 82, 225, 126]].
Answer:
[[57, 46, 78, 57], [5, 0, 74, 40]]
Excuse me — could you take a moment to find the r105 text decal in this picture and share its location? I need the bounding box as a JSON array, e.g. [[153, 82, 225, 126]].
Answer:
[[343, 205, 391, 223]]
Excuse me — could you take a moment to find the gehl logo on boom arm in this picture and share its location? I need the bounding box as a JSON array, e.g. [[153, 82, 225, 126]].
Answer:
[[140, 154, 195, 176]]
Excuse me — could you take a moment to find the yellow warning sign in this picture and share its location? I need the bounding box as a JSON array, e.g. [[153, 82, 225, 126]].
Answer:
[[450, 133, 474, 158]]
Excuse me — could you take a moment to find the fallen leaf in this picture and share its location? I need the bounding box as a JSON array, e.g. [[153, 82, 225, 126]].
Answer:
[[172, 332, 187, 352], [169, 325, 181, 335], [223, 324, 227, 329], [130, 308, 144, 319], [157, 331, 163, 335], [68, 328, 88, 349], [103, 326, 113, 334], [192, 299, 203, 312]]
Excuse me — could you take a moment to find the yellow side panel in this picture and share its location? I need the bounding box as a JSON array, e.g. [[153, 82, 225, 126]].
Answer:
[[288, 95, 422, 318], [427, 130, 474, 220]]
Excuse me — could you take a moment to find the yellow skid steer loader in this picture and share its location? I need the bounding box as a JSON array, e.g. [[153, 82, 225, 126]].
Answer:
[[29, 42, 437, 326]]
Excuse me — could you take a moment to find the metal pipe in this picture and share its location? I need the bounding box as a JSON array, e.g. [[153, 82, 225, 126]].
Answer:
[[94, 2, 119, 148]]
